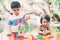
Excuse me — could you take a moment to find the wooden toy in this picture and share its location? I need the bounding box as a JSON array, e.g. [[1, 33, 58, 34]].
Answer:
[[31, 35, 37, 40], [18, 35, 24, 40], [28, 36, 32, 40], [43, 36, 49, 40], [56, 32, 60, 40], [13, 32, 18, 40], [17, 17, 25, 36], [13, 18, 25, 40], [36, 35, 43, 39], [28, 35, 37, 40], [36, 35, 49, 40], [18, 25, 25, 36]]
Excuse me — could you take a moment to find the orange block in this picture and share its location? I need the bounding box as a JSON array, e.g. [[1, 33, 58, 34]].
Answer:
[[56, 32, 60, 40]]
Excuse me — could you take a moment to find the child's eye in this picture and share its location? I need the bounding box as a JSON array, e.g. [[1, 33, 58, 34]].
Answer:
[[13, 10, 16, 11], [44, 21, 48, 23], [17, 9, 19, 11], [13, 9, 19, 11]]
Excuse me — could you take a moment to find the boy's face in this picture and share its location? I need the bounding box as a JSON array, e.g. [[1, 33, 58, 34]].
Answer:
[[12, 8, 20, 15], [42, 18, 48, 27]]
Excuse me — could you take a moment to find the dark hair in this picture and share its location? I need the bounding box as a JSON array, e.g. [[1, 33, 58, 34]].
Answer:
[[40, 15, 50, 24], [11, 1, 21, 9], [53, 14, 60, 22]]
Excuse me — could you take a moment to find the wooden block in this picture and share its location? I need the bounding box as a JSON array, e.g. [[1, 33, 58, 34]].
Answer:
[[56, 32, 60, 40], [37, 38, 43, 40]]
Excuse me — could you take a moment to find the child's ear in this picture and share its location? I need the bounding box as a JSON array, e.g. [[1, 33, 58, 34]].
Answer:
[[20, 4, 24, 12]]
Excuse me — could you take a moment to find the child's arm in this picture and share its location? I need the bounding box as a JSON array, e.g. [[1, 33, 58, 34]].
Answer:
[[7, 25, 12, 40], [42, 24, 51, 36], [7, 25, 12, 36], [8, 25, 11, 34], [46, 24, 54, 38], [38, 26, 47, 36], [38, 25, 43, 34], [7, 20, 12, 36], [47, 23, 51, 34]]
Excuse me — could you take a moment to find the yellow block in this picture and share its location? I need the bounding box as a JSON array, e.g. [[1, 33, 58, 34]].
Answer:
[[28, 36, 32, 40], [43, 36, 49, 40]]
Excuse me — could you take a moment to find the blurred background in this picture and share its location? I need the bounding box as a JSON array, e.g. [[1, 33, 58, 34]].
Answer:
[[0, 0, 60, 40]]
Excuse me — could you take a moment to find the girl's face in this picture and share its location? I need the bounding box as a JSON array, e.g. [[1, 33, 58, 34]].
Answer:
[[42, 18, 48, 27]]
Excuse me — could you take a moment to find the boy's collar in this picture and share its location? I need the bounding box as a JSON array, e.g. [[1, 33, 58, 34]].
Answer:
[[13, 14, 20, 17]]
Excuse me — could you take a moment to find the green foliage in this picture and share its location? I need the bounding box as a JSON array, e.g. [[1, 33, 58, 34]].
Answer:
[[54, 0, 60, 10], [0, 30, 3, 33], [51, 26, 59, 33], [24, 21, 33, 33]]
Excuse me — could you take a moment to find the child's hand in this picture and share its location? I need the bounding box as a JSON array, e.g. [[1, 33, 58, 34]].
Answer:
[[7, 34, 12, 36], [43, 31, 47, 36], [25, 15, 30, 20], [46, 30, 50, 33]]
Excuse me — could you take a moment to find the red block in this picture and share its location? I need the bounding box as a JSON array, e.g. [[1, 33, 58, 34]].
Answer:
[[18, 35, 24, 40], [13, 32, 18, 38]]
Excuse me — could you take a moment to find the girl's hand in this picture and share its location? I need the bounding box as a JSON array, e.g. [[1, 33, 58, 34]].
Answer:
[[43, 31, 47, 36], [46, 30, 50, 33]]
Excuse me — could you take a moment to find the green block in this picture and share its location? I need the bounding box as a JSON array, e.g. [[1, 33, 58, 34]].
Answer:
[[22, 26, 24, 30], [18, 26, 21, 31], [36, 35, 43, 39], [24, 21, 28, 25], [18, 26, 25, 31]]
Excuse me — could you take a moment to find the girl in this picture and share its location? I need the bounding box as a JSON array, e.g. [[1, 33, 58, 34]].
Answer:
[[38, 15, 53, 40]]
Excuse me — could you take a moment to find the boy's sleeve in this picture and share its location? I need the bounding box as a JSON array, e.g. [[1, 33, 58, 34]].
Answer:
[[22, 14, 26, 19], [8, 20, 12, 25]]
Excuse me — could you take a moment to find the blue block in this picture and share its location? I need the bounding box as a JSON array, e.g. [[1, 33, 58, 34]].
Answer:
[[16, 34, 18, 38]]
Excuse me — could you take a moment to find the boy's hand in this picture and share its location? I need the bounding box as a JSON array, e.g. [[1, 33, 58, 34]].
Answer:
[[25, 15, 30, 20], [7, 34, 12, 36]]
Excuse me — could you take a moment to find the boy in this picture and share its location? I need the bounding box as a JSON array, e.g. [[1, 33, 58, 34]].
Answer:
[[7, 1, 30, 40]]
